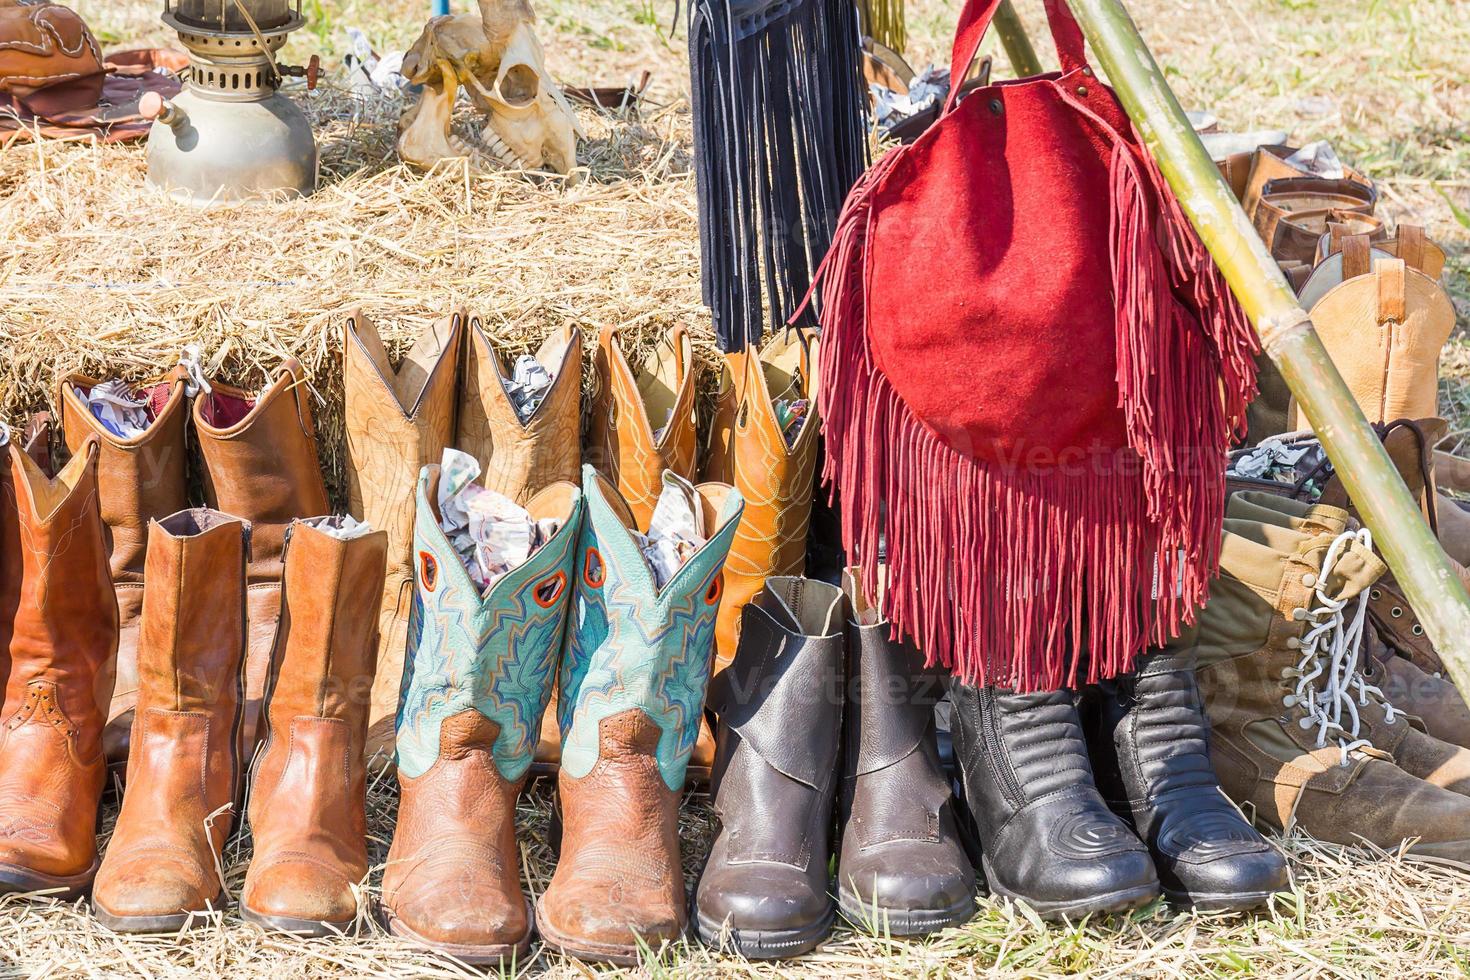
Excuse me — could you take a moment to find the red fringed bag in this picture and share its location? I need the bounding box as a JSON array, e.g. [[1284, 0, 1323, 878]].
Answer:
[[807, 0, 1259, 690]]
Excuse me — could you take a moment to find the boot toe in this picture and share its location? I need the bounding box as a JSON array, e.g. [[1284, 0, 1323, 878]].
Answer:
[[696, 861, 831, 934], [243, 856, 360, 926], [387, 872, 529, 950], [94, 857, 216, 919], [837, 844, 977, 926], [541, 875, 685, 948]]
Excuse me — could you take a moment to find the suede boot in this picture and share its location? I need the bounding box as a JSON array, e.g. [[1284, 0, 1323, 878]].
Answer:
[[92, 509, 248, 931], [1199, 518, 1470, 866], [0, 438, 117, 897], [242, 517, 388, 935], [835, 570, 976, 934], [382, 464, 582, 964], [696, 577, 845, 959], [1085, 638, 1288, 910], [58, 368, 190, 765], [344, 310, 464, 759], [949, 683, 1159, 921], [537, 466, 742, 965], [193, 361, 330, 760]]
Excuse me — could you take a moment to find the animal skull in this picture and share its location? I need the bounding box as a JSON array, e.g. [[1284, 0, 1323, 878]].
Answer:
[[398, 0, 582, 177]]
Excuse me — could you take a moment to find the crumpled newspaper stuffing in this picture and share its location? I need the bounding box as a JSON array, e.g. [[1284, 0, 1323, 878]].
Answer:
[[504, 354, 557, 423], [86, 380, 151, 438], [872, 65, 951, 136], [635, 474, 707, 589], [438, 449, 561, 593]]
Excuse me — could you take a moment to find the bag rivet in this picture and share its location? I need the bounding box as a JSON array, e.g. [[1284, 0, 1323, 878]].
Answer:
[[988, 98, 1004, 115], [1076, 85, 1089, 96], [1082, 66, 1094, 77]]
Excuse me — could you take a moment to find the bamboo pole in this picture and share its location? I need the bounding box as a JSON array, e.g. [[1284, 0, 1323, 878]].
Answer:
[[994, 1, 1044, 77], [1065, 0, 1470, 690]]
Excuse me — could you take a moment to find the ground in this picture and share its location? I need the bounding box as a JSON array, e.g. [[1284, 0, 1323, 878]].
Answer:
[[1, 0, 1469, 976]]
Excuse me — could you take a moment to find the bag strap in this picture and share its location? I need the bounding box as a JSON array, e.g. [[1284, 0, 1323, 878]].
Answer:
[[946, 0, 1088, 114]]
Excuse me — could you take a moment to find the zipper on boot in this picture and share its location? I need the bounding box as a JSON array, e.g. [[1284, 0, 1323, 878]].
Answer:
[[980, 686, 1025, 808]]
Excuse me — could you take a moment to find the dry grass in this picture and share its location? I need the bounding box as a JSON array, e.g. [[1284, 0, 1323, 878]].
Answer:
[[1, 0, 1468, 976]]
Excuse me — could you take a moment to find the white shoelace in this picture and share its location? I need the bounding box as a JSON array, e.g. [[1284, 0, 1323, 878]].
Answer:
[[0, 421, 9, 447], [178, 344, 213, 398], [1282, 528, 1397, 766]]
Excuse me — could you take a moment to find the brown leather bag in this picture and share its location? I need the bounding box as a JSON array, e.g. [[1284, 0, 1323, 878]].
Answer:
[[0, 0, 104, 116]]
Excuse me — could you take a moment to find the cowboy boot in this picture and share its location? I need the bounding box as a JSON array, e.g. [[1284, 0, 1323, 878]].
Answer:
[[91, 509, 248, 932], [948, 682, 1159, 921], [1198, 518, 1470, 866], [1295, 249, 1454, 429], [1083, 630, 1287, 910], [193, 361, 330, 760], [834, 570, 976, 934], [1317, 223, 1446, 279], [344, 309, 464, 759], [382, 462, 582, 963], [702, 331, 821, 680], [1227, 491, 1470, 772], [695, 577, 845, 959], [455, 320, 583, 775], [241, 516, 388, 935], [58, 367, 189, 765], [586, 325, 698, 528], [538, 466, 742, 965], [0, 438, 116, 897]]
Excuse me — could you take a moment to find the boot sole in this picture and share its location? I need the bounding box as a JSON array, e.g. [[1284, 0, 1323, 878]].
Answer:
[[0, 859, 98, 901], [982, 857, 1159, 922], [537, 904, 687, 967], [836, 888, 978, 936], [1163, 886, 1277, 913], [92, 892, 225, 934], [383, 900, 533, 966], [240, 902, 362, 938], [693, 906, 834, 960]]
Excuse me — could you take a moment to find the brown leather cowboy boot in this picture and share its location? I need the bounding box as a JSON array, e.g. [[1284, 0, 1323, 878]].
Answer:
[[702, 331, 821, 680], [57, 367, 189, 765], [586, 325, 698, 528], [92, 509, 248, 931], [0, 437, 116, 897], [344, 309, 464, 759], [193, 361, 330, 760], [241, 517, 387, 935]]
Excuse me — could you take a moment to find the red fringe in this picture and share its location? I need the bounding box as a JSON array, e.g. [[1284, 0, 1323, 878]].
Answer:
[[813, 132, 1258, 691]]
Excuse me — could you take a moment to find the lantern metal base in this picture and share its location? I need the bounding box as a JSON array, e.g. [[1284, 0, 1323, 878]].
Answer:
[[145, 86, 319, 203]]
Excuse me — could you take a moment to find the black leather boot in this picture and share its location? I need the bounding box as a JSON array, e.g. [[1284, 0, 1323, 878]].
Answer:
[[695, 578, 845, 959], [836, 572, 976, 935], [1085, 640, 1289, 910], [949, 682, 1159, 920]]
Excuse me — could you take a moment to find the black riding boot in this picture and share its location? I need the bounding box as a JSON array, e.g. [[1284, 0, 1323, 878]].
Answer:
[[1086, 643, 1289, 910], [949, 682, 1159, 920]]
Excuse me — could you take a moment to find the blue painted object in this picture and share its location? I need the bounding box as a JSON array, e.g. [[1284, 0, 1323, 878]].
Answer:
[[433, 0, 450, 14]]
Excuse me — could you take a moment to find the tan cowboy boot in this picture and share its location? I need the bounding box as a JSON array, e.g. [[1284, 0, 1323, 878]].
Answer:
[[242, 517, 387, 935], [92, 509, 248, 932], [586, 325, 698, 528], [1226, 492, 1470, 782], [194, 361, 331, 759], [57, 367, 190, 766], [1294, 245, 1454, 429], [703, 331, 821, 678], [0, 437, 117, 898], [1317, 223, 1446, 279], [456, 320, 582, 505], [344, 309, 464, 760], [1197, 517, 1470, 867]]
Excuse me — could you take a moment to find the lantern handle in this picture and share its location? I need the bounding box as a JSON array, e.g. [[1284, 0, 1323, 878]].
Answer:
[[230, 0, 284, 84]]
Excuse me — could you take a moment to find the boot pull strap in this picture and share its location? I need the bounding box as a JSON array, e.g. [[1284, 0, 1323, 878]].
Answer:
[[1376, 258, 1407, 324], [1341, 233, 1372, 282], [1398, 224, 1427, 274]]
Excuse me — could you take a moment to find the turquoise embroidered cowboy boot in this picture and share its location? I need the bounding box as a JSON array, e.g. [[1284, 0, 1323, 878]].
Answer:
[[381, 461, 583, 965], [536, 465, 743, 965]]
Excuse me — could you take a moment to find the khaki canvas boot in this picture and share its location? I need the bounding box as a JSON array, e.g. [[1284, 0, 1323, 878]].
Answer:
[[1294, 250, 1454, 429], [242, 517, 387, 936], [1225, 493, 1470, 789], [1198, 518, 1470, 866], [382, 463, 582, 964], [586, 325, 698, 529], [344, 310, 464, 760], [0, 438, 117, 897], [92, 509, 248, 932], [58, 367, 190, 766], [537, 466, 742, 965], [193, 361, 330, 761], [702, 331, 821, 680]]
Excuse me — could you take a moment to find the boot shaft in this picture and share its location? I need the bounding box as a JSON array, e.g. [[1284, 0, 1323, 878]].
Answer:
[[56, 370, 190, 583], [456, 320, 582, 506], [558, 465, 742, 790], [395, 465, 582, 782], [264, 517, 388, 732]]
